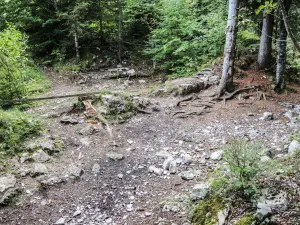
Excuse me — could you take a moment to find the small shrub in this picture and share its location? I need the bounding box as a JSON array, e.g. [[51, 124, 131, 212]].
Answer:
[[222, 139, 266, 197], [0, 110, 42, 157]]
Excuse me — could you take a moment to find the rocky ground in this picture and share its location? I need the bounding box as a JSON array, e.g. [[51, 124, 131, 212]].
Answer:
[[0, 68, 300, 225]]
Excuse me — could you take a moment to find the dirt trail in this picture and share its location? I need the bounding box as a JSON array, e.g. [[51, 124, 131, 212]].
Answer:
[[0, 73, 298, 225]]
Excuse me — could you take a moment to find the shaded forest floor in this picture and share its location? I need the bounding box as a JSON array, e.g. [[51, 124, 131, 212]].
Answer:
[[0, 68, 300, 225]]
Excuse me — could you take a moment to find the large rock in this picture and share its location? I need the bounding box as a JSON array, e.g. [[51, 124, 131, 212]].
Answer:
[[68, 165, 83, 179], [256, 189, 288, 221], [148, 165, 163, 176], [0, 188, 20, 206], [210, 150, 223, 160], [79, 125, 100, 136], [190, 182, 210, 200], [261, 112, 274, 121], [0, 174, 16, 193], [106, 152, 124, 161], [166, 77, 206, 96], [288, 140, 300, 156], [60, 115, 79, 124], [31, 163, 48, 176], [101, 94, 125, 114], [32, 150, 50, 163], [180, 171, 195, 180], [38, 175, 66, 187], [163, 158, 177, 174]]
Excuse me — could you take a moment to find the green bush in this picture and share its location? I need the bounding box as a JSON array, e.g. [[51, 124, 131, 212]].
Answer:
[[145, 0, 226, 77], [207, 139, 272, 200], [0, 25, 50, 107], [0, 110, 42, 157], [0, 25, 28, 104]]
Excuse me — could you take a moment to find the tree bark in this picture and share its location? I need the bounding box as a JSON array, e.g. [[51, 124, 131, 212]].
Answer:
[[118, 0, 123, 64], [74, 29, 80, 62], [217, 0, 240, 97], [98, 0, 104, 43], [279, 0, 300, 53], [258, 11, 274, 70], [275, 0, 291, 91]]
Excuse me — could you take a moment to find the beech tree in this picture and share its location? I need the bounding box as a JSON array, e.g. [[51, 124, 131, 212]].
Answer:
[[217, 0, 240, 96], [258, 10, 274, 70]]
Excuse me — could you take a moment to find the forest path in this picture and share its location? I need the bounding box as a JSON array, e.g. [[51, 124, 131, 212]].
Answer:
[[0, 72, 297, 225]]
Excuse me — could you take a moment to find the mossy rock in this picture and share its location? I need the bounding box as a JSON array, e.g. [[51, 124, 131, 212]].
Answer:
[[235, 215, 255, 225], [192, 196, 225, 225], [97, 91, 138, 123], [165, 77, 206, 96]]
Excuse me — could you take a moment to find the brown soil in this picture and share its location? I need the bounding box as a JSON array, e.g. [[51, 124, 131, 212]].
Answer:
[[0, 70, 299, 225]]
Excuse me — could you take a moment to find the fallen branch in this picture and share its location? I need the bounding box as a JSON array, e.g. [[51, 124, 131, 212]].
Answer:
[[0, 91, 101, 104]]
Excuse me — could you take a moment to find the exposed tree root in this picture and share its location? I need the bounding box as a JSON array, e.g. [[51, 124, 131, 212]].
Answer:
[[137, 107, 152, 114], [213, 87, 255, 103], [176, 93, 201, 107]]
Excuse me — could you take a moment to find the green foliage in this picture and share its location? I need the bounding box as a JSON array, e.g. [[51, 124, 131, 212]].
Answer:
[[222, 139, 266, 197], [0, 26, 49, 107], [0, 25, 28, 104], [0, 110, 42, 157], [191, 196, 225, 225], [235, 214, 255, 225], [145, 0, 227, 76]]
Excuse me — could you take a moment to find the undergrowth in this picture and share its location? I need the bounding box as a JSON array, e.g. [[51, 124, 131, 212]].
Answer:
[[0, 110, 42, 159]]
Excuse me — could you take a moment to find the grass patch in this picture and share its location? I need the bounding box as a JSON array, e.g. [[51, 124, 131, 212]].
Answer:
[[0, 109, 42, 158], [235, 214, 255, 225], [192, 196, 225, 225]]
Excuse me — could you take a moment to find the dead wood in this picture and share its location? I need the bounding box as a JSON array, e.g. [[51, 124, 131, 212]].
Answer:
[[0, 91, 101, 104]]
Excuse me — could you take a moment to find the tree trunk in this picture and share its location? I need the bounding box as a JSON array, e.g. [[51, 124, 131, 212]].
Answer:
[[217, 0, 240, 96], [279, 0, 300, 53], [258, 11, 274, 70], [118, 0, 123, 64], [74, 29, 80, 62], [98, 0, 104, 43], [275, 0, 291, 91]]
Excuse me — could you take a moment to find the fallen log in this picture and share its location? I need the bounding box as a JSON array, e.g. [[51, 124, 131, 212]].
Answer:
[[0, 91, 101, 104]]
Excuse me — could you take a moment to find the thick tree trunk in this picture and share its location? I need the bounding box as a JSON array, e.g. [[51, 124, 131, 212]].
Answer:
[[74, 29, 80, 62], [275, 0, 291, 91], [258, 12, 274, 70], [118, 0, 123, 64], [217, 0, 240, 96]]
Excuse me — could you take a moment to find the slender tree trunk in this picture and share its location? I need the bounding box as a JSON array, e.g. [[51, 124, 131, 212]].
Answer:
[[217, 0, 240, 96], [275, 0, 291, 91], [118, 0, 123, 64], [74, 29, 80, 62], [98, 0, 104, 42], [279, 0, 300, 53], [258, 11, 274, 70]]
